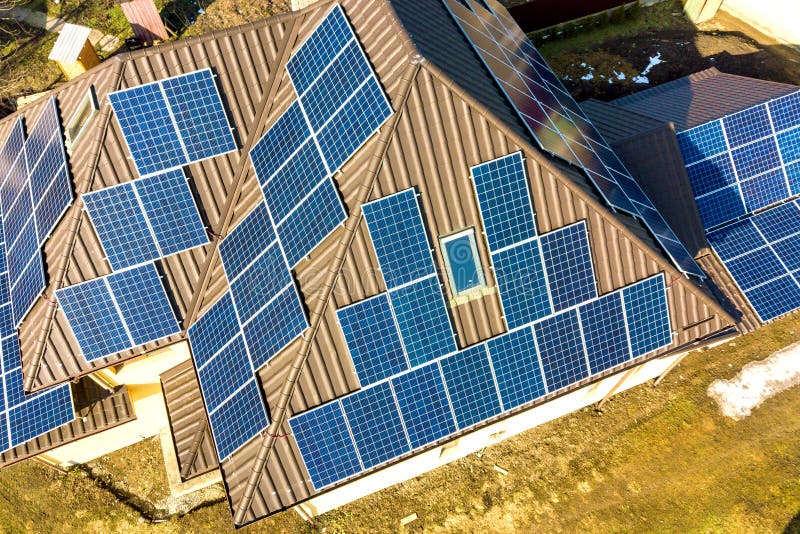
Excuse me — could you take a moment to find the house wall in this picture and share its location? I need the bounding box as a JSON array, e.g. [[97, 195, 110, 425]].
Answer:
[[722, 0, 800, 49]]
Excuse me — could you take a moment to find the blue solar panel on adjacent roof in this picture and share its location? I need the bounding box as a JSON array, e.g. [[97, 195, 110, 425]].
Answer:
[[109, 69, 236, 177], [740, 168, 789, 213], [289, 400, 362, 490], [261, 139, 328, 224], [470, 152, 537, 252], [486, 326, 547, 410], [694, 186, 747, 230], [533, 308, 588, 392], [362, 189, 435, 290], [83, 183, 159, 271], [389, 276, 456, 368], [744, 275, 800, 322], [315, 76, 393, 173], [622, 275, 672, 358], [440, 345, 502, 429], [726, 247, 785, 290], [56, 277, 131, 362], [242, 284, 308, 369], [229, 242, 291, 323], [768, 91, 800, 133], [218, 202, 275, 281], [685, 154, 736, 197], [722, 104, 771, 148], [579, 291, 631, 374], [105, 263, 179, 347], [731, 137, 781, 180], [337, 293, 408, 386], [774, 236, 800, 272], [135, 169, 208, 257], [187, 292, 239, 368], [286, 4, 354, 95], [777, 127, 800, 164], [391, 363, 456, 449], [675, 121, 727, 165], [250, 102, 311, 186], [196, 334, 252, 411], [341, 382, 410, 469], [277, 179, 346, 268], [160, 69, 236, 162], [540, 221, 597, 311], [492, 239, 551, 329], [207, 378, 269, 460]]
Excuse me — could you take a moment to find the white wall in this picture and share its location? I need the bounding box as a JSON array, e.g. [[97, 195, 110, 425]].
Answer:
[[722, 0, 800, 49]]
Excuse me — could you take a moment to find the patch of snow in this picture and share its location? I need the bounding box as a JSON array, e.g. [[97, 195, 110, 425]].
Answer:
[[707, 341, 800, 420], [640, 52, 663, 76], [581, 72, 594, 81], [580, 62, 587, 67], [613, 70, 626, 81], [563, 75, 572, 81], [632, 75, 649, 84]]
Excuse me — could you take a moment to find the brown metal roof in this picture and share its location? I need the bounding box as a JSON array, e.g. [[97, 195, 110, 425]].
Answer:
[[580, 98, 667, 145], [0, 378, 134, 468], [611, 67, 798, 131], [0, 0, 741, 526], [161, 360, 218, 481]]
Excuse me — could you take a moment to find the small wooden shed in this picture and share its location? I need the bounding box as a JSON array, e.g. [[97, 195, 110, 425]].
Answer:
[[48, 23, 100, 81]]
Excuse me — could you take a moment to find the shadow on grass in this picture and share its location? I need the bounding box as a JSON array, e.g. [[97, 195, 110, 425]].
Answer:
[[785, 510, 800, 534]]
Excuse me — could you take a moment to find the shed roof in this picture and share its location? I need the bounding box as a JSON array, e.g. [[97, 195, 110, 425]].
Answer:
[[0, 0, 738, 527], [48, 23, 93, 63], [612, 67, 798, 130]]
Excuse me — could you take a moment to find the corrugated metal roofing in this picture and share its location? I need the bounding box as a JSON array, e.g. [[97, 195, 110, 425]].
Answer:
[[161, 360, 218, 481], [0, 0, 741, 526], [612, 67, 799, 130], [48, 23, 93, 63], [580, 98, 667, 144]]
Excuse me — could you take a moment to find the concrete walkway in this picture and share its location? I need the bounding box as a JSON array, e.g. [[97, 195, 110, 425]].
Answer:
[[2, 6, 120, 53]]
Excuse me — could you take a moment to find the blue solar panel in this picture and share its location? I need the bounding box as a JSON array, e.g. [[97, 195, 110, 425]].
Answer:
[[135, 169, 208, 257], [768, 91, 800, 133], [0, 118, 24, 184], [685, 154, 737, 197], [337, 293, 408, 386], [7, 383, 74, 447], [1, 155, 27, 220], [250, 102, 311, 185], [676, 120, 727, 165], [622, 275, 672, 358], [229, 242, 290, 323], [24, 97, 60, 171], [486, 326, 547, 410], [8, 219, 37, 285], [341, 382, 410, 469], [492, 239, 551, 329], [218, 203, 276, 281], [391, 363, 456, 449], [579, 291, 631, 374], [470, 152, 538, 252], [439, 345, 502, 429], [362, 189, 435, 290], [788, 162, 800, 196], [315, 76, 393, 173], [196, 334, 253, 411], [389, 276, 456, 368], [261, 139, 328, 224], [286, 4, 354, 95], [83, 183, 159, 271], [694, 185, 747, 230], [740, 168, 790, 213], [34, 164, 72, 245], [109, 70, 236, 177], [187, 292, 239, 368], [160, 69, 236, 162], [301, 40, 373, 132], [533, 309, 588, 392], [777, 127, 800, 164], [242, 284, 308, 369], [744, 275, 800, 322], [28, 119, 65, 202], [11, 254, 45, 326], [0, 304, 11, 339], [278, 179, 346, 268], [105, 264, 179, 347], [773, 236, 800, 272], [56, 278, 131, 362], [207, 378, 269, 460], [4, 191, 33, 249], [731, 137, 781, 180], [289, 400, 362, 489], [726, 247, 785, 290], [722, 104, 771, 148], [540, 221, 597, 311], [108, 83, 184, 177]]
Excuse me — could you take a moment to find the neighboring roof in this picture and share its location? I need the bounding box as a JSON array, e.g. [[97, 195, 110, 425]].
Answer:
[[580, 98, 667, 144], [0, 378, 134, 467], [48, 23, 93, 63], [161, 360, 218, 481], [612, 67, 799, 130], [0, 0, 738, 527]]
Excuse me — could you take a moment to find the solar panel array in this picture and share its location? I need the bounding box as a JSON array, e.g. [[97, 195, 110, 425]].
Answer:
[[83, 169, 208, 271], [249, 4, 392, 268], [0, 214, 74, 452], [707, 199, 800, 321], [442, 0, 705, 279], [292, 272, 672, 490], [676, 90, 800, 230], [0, 98, 74, 326], [340, 189, 457, 386], [108, 69, 237, 178], [55, 263, 180, 362]]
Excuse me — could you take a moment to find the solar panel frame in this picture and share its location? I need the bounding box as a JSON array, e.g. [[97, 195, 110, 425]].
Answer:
[[195, 334, 253, 411], [539, 220, 597, 311], [439, 344, 502, 430], [579, 291, 631, 374], [622, 274, 672, 358], [10, 253, 46, 327], [206, 378, 270, 461], [391, 363, 457, 449], [533, 308, 589, 392], [228, 241, 291, 324], [492, 238, 552, 329], [218, 202, 276, 282], [186, 292, 239, 368], [486, 326, 547, 410]]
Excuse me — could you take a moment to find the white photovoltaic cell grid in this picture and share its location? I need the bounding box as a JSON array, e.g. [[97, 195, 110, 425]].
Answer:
[[444, 0, 705, 279], [292, 272, 672, 490]]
